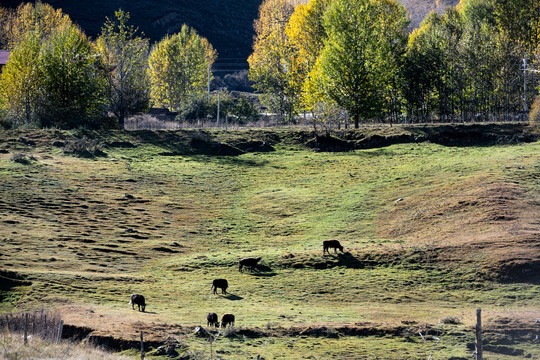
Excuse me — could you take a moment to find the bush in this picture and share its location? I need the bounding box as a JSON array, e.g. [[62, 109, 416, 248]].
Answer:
[[10, 153, 37, 164], [221, 325, 238, 338], [441, 316, 461, 325], [63, 137, 106, 157], [529, 96, 540, 125], [175, 96, 211, 122]]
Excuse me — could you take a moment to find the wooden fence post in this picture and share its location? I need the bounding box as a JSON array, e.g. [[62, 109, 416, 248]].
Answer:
[[56, 320, 64, 344], [24, 313, 28, 346], [475, 308, 483, 360], [140, 331, 145, 360]]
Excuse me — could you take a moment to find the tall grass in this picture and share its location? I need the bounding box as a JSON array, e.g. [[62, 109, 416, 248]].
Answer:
[[0, 330, 131, 360]]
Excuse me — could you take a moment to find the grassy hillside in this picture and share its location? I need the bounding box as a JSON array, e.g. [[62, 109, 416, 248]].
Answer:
[[0, 125, 539, 359]]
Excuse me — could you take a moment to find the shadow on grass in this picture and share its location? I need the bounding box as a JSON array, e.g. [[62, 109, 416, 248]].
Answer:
[[321, 252, 366, 269], [224, 294, 243, 301], [243, 264, 278, 277]]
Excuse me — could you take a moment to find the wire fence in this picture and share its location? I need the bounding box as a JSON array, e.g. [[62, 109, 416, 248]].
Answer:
[[0, 309, 63, 344]]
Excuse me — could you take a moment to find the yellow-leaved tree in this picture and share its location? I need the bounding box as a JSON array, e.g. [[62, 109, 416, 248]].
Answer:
[[3, 1, 72, 49], [147, 25, 217, 111], [248, 0, 299, 123], [286, 0, 333, 118]]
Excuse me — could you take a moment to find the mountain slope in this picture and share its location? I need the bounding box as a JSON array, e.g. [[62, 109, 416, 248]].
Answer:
[[6, 0, 458, 63]]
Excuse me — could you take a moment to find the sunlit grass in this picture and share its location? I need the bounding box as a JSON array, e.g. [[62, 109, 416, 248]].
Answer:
[[0, 128, 538, 358]]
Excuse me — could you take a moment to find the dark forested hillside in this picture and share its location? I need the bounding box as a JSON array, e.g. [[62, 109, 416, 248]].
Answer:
[[5, 0, 263, 62], [5, 0, 456, 62]]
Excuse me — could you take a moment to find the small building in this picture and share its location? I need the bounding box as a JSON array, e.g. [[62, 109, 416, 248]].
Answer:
[[0, 50, 10, 72]]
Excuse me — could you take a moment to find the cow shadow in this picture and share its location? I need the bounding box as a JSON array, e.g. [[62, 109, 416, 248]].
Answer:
[[244, 264, 278, 277], [224, 294, 243, 301], [324, 252, 365, 269]]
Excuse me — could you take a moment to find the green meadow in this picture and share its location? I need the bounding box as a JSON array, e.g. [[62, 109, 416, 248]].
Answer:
[[0, 127, 538, 359]]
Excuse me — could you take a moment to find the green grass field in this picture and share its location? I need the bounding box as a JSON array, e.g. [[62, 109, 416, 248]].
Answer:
[[0, 126, 539, 359]]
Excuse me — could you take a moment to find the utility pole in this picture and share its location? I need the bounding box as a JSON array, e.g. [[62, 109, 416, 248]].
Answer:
[[217, 89, 220, 127], [207, 64, 211, 101], [523, 56, 528, 113]]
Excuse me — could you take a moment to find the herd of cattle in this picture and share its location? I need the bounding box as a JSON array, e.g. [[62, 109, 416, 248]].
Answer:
[[129, 240, 345, 328]]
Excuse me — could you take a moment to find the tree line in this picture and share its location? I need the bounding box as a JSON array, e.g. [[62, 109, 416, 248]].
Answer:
[[2, 0, 540, 130], [0, 2, 250, 129], [248, 0, 540, 127]]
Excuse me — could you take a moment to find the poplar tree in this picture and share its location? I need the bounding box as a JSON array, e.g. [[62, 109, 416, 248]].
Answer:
[[147, 25, 216, 111], [248, 0, 298, 123], [312, 0, 408, 128]]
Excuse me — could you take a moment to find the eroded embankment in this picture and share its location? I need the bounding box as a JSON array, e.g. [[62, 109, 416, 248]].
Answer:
[[0, 124, 538, 156]]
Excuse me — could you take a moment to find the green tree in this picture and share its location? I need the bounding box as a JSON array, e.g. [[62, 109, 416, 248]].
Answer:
[[96, 10, 150, 129], [37, 25, 106, 128], [404, 0, 527, 123], [492, 0, 540, 55], [148, 25, 216, 111], [311, 0, 408, 128], [0, 31, 41, 127], [0, 2, 106, 129]]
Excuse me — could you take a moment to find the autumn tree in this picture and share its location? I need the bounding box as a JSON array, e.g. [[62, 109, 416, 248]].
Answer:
[[286, 0, 331, 115], [248, 0, 298, 123], [310, 0, 408, 128], [2, 1, 72, 49], [148, 25, 217, 111], [96, 10, 150, 129], [0, 3, 106, 128], [0, 31, 41, 126]]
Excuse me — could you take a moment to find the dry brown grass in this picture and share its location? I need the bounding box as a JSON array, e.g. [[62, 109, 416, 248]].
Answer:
[[376, 173, 540, 276], [0, 330, 131, 360]]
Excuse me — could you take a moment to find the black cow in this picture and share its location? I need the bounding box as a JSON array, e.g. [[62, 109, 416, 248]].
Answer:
[[211, 279, 228, 295], [129, 293, 146, 312], [239, 257, 262, 272], [221, 313, 235, 328], [323, 240, 344, 254], [207, 312, 219, 328]]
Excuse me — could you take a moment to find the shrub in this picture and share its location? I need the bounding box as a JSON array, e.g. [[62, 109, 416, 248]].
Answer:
[[176, 92, 260, 124], [221, 326, 238, 338], [176, 96, 211, 122], [63, 137, 106, 158], [529, 96, 540, 125], [10, 153, 37, 164], [441, 316, 461, 325]]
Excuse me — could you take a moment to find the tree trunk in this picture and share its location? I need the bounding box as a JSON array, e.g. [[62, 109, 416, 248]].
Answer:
[[118, 110, 125, 130]]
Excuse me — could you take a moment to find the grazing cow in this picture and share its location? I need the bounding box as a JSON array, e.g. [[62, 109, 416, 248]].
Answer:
[[323, 240, 344, 254], [211, 279, 228, 295], [221, 313, 235, 328], [129, 293, 146, 312], [239, 257, 262, 272], [207, 312, 219, 328]]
